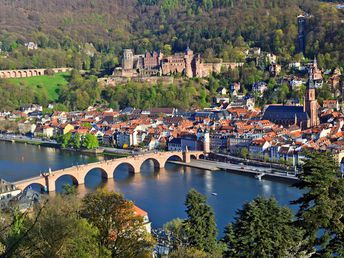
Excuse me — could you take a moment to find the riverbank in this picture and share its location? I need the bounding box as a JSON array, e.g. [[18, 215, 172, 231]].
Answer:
[[169, 159, 299, 182], [0, 135, 130, 158]]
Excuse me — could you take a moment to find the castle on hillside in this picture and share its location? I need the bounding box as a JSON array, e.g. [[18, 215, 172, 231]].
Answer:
[[112, 48, 243, 78]]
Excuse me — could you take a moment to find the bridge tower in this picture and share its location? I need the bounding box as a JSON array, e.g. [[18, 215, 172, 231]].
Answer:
[[203, 129, 210, 153]]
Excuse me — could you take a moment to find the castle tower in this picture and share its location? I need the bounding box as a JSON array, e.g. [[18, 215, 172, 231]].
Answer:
[[203, 129, 210, 153], [184, 47, 194, 78], [122, 49, 134, 70], [304, 68, 319, 128]]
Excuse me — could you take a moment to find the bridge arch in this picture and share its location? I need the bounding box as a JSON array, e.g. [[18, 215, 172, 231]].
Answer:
[[22, 182, 46, 193], [190, 154, 197, 160], [113, 162, 136, 181], [54, 174, 79, 192], [164, 154, 183, 167], [140, 158, 161, 170], [84, 167, 108, 189]]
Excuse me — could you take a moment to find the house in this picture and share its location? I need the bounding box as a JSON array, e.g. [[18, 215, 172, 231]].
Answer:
[[25, 42, 38, 50], [230, 82, 241, 93], [323, 100, 338, 110], [18, 122, 36, 135], [148, 108, 176, 117], [252, 82, 268, 95], [58, 123, 74, 135], [216, 87, 227, 95], [249, 138, 271, 159], [210, 133, 230, 151], [20, 104, 42, 114], [133, 205, 151, 233], [143, 136, 158, 150], [168, 137, 182, 151], [269, 62, 281, 77], [289, 78, 304, 90], [43, 125, 54, 138], [180, 134, 203, 151], [0, 179, 21, 210], [115, 129, 138, 148]]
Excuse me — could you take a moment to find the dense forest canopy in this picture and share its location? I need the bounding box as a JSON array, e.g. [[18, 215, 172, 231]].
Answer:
[[0, 0, 343, 69]]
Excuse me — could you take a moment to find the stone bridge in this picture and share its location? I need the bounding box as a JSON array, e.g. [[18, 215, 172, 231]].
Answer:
[[13, 151, 203, 192], [0, 67, 72, 79]]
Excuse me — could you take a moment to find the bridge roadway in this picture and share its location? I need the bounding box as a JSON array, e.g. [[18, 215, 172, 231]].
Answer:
[[13, 151, 203, 192]]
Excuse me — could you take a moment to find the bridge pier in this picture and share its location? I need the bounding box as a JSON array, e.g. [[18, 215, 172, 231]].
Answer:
[[183, 152, 191, 163]]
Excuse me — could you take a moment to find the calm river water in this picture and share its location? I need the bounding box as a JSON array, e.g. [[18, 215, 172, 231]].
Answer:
[[0, 141, 302, 233]]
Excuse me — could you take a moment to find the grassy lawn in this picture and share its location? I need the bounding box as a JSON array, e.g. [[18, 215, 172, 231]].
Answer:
[[8, 72, 70, 101]]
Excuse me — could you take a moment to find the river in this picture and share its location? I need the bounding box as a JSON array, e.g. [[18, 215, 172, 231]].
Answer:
[[0, 141, 303, 234]]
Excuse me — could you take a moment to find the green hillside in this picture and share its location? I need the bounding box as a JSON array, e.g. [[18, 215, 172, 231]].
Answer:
[[8, 73, 70, 102], [0, 0, 343, 70]]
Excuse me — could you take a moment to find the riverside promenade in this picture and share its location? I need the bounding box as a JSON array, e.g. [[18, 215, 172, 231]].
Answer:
[[170, 159, 299, 182]]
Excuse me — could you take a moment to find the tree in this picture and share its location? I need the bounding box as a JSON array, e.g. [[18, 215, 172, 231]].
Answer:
[[81, 189, 155, 257], [240, 147, 249, 159], [182, 189, 219, 255], [223, 197, 303, 257], [82, 133, 99, 149], [62, 184, 78, 196], [169, 246, 209, 258], [6, 196, 99, 258], [163, 218, 187, 248], [59, 132, 72, 148], [70, 133, 81, 149], [292, 151, 344, 256]]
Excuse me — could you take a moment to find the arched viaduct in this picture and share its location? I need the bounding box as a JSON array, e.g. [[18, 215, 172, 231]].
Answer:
[[0, 68, 72, 79], [13, 151, 203, 192]]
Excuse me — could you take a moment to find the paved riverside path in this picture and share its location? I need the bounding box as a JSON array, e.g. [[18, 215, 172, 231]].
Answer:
[[170, 159, 299, 181]]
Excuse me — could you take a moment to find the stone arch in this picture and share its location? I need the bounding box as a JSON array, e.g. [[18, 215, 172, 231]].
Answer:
[[164, 154, 183, 166], [113, 162, 137, 181], [23, 71, 28, 77], [84, 167, 109, 189], [140, 158, 161, 170], [84, 167, 109, 181], [33, 70, 38, 76], [22, 182, 46, 193], [13, 71, 17, 78], [190, 154, 197, 160], [114, 162, 136, 175], [7, 72, 11, 78], [199, 154, 205, 160], [54, 174, 79, 192], [18, 71, 23, 78]]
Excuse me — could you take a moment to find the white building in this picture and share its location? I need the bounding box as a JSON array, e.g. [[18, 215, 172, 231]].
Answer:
[[0, 179, 21, 210], [134, 205, 152, 233]]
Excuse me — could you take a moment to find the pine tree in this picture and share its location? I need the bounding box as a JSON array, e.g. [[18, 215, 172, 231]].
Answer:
[[292, 151, 344, 256], [182, 189, 218, 254], [223, 197, 302, 257]]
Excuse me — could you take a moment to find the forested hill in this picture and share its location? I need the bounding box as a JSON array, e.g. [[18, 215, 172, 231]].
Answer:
[[0, 0, 344, 68]]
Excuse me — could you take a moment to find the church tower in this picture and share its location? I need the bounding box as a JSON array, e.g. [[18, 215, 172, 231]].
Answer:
[[304, 68, 319, 128]]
